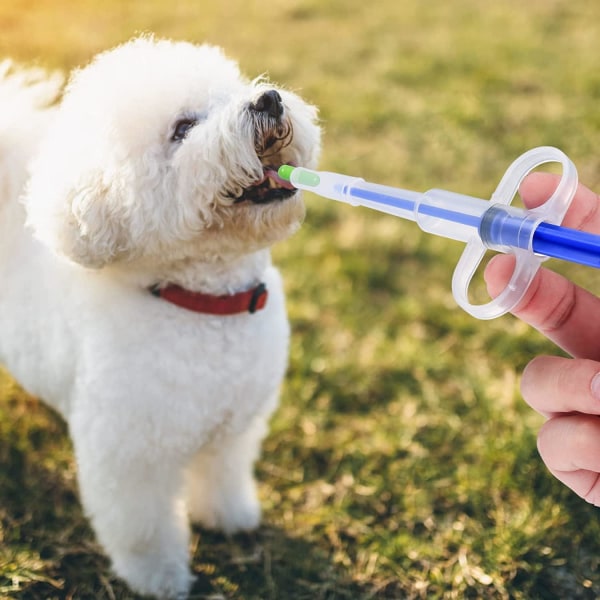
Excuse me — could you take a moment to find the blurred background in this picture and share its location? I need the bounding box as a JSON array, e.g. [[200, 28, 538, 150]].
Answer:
[[1, 1, 599, 598]]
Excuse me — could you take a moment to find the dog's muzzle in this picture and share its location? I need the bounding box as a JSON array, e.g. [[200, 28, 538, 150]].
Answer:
[[234, 90, 296, 205]]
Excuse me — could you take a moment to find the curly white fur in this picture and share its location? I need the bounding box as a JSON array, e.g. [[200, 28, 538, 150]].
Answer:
[[0, 36, 320, 599]]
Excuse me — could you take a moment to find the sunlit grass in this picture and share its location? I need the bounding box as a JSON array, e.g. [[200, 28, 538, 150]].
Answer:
[[1, 0, 600, 598]]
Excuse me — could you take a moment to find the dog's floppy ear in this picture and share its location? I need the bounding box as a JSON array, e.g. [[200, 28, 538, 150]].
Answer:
[[22, 52, 141, 269], [25, 158, 133, 269]]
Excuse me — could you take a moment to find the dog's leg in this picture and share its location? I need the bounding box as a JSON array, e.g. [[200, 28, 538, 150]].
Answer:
[[186, 415, 268, 534], [73, 431, 194, 600]]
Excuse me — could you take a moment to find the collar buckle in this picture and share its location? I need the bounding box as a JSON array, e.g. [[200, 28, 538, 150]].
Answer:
[[248, 283, 268, 314]]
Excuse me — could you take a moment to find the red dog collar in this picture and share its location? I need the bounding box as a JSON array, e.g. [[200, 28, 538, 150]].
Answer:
[[151, 283, 268, 315]]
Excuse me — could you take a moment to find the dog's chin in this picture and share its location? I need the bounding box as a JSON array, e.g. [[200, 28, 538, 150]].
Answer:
[[234, 166, 297, 205], [207, 181, 305, 255]]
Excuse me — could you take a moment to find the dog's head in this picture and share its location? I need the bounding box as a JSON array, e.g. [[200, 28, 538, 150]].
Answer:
[[25, 36, 321, 269]]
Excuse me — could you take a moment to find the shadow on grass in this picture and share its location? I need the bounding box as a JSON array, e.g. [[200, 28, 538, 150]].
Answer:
[[190, 527, 379, 600], [0, 399, 382, 600]]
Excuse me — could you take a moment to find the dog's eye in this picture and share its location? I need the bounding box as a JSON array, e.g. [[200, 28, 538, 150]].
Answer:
[[171, 118, 198, 142]]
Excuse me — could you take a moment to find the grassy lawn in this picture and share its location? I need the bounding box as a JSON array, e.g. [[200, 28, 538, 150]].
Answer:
[[1, 1, 600, 598]]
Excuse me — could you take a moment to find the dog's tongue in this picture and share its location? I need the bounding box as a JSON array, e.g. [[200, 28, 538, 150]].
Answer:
[[264, 168, 295, 190]]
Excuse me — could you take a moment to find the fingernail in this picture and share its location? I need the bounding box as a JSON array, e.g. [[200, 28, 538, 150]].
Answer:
[[590, 373, 600, 399]]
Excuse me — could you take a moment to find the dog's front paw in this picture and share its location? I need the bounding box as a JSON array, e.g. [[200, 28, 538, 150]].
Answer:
[[190, 485, 261, 534], [112, 550, 195, 600]]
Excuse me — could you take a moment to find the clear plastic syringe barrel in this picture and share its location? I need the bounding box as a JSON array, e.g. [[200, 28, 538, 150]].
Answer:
[[289, 168, 541, 247], [346, 183, 503, 243], [344, 183, 541, 247], [319, 172, 491, 240], [415, 189, 490, 242], [360, 184, 542, 247]]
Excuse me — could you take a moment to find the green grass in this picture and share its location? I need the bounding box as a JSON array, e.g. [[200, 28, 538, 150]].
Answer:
[[1, 1, 600, 598]]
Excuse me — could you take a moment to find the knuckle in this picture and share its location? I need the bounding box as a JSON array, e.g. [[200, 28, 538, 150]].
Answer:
[[538, 284, 577, 335]]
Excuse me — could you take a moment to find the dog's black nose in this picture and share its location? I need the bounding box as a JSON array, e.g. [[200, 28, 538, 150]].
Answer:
[[250, 90, 284, 118]]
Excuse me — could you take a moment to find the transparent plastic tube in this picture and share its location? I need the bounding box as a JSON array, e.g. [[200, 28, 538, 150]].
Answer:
[[285, 167, 545, 247]]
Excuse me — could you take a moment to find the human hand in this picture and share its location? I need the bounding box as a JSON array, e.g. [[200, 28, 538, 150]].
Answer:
[[485, 172, 600, 505]]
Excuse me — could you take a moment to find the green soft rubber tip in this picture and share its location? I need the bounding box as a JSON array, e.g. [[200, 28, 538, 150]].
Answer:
[[278, 165, 295, 181]]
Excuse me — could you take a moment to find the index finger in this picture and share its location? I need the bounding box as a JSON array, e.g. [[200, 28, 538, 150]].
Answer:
[[520, 172, 600, 232]]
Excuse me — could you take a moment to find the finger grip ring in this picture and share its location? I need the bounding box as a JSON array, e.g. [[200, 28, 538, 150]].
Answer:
[[452, 146, 578, 320]]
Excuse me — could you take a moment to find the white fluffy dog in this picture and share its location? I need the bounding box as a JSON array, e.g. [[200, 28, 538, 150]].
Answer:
[[0, 36, 320, 598]]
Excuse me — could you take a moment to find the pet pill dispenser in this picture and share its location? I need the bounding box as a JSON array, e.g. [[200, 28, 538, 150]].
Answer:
[[279, 146, 600, 320]]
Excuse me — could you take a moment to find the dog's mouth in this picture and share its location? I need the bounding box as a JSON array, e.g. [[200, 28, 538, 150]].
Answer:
[[234, 165, 297, 205], [232, 91, 298, 205]]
